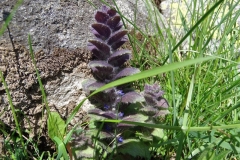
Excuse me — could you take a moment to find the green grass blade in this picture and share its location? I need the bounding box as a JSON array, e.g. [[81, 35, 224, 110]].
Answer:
[[0, 71, 27, 156], [176, 132, 185, 160], [0, 0, 23, 36], [163, 0, 224, 64], [66, 97, 88, 126], [182, 75, 195, 129], [66, 56, 215, 125], [101, 119, 240, 132], [53, 136, 69, 160], [28, 34, 50, 114], [91, 56, 215, 95], [214, 102, 240, 122]]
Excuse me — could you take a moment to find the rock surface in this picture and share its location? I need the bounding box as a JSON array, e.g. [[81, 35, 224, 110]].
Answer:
[[0, 0, 163, 53], [0, 41, 91, 131]]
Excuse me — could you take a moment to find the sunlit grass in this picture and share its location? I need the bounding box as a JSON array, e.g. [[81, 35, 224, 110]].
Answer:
[[97, 0, 240, 159]]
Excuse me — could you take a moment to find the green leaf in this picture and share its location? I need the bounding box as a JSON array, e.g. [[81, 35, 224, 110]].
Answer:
[[74, 146, 95, 159], [48, 112, 66, 141], [196, 146, 230, 160], [118, 140, 151, 159], [162, 0, 224, 64], [64, 124, 82, 144], [197, 147, 215, 160], [121, 91, 145, 104], [151, 128, 165, 140], [120, 114, 148, 126], [214, 151, 230, 159], [53, 136, 69, 160]]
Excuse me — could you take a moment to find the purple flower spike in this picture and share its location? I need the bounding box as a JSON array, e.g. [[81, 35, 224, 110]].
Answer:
[[80, 5, 170, 154], [95, 11, 109, 23], [84, 5, 140, 87]]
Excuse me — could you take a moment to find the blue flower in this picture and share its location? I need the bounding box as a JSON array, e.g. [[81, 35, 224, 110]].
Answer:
[[104, 104, 110, 110], [105, 124, 112, 132], [118, 112, 124, 118], [117, 136, 123, 143], [116, 90, 124, 96]]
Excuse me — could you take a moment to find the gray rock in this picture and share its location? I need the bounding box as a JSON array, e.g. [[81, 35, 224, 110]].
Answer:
[[0, 0, 95, 53], [0, 0, 161, 53]]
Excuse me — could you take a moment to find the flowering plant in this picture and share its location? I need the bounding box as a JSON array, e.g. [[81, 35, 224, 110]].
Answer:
[[77, 5, 169, 159]]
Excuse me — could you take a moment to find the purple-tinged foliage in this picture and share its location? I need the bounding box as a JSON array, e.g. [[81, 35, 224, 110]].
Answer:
[[108, 49, 131, 66], [88, 61, 114, 81], [88, 40, 110, 57], [89, 108, 118, 119], [82, 79, 105, 95], [113, 68, 140, 80], [144, 83, 164, 98], [141, 83, 169, 119], [80, 5, 169, 158], [107, 30, 128, 46], [143, 83, 168, 109], [121, 92, 145, 104], [107, 16, 122, 31], [95, 11, 109, 23], [83, 5, 142, 108], [91, 23, 111, 40]]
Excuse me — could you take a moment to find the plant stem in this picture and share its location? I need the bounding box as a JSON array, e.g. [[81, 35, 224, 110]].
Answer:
[[28, 34, 50, 115]]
